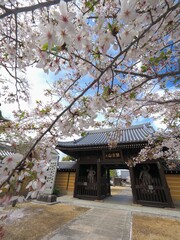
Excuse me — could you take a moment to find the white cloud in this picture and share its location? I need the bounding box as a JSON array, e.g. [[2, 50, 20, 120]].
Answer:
[[0, 67, 55, 120], [152, 119, 166, 130], [26, 67, 51, 106]]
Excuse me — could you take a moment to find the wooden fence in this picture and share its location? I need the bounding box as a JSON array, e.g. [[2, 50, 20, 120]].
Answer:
[[165, 174, 180, 203], [54, 172, 76, 195]]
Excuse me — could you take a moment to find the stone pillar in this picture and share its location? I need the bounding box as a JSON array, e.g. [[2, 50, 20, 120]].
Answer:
[[37, 149, 59, 202]]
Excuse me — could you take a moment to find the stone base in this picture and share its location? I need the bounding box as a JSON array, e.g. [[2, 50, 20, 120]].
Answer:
[[37, 193, 57, 203]]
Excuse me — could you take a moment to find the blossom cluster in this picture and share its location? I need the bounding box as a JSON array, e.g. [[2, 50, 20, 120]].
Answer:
[[0, 0, 179, 203], [0, 152, 50, 206]]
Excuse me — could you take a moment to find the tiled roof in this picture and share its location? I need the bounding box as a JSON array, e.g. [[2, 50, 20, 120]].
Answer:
[[57, 161, 77, 171], [0, 144, 14, 160], [57, 124, 154, 150]]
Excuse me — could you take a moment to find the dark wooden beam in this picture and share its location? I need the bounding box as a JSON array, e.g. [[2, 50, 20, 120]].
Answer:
[[107, 168, 111, 196], [129, 166, 138, 204], [73, 158, 80, 198], [97, 158, 101, 200]]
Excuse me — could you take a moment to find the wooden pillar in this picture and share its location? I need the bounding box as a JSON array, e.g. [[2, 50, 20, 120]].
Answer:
[[157, 161, 174, 208], [73, 159, 80, 198], [107, 168, 111, 196], [129, 166, 138, 204], [97, 158, 101, 200]]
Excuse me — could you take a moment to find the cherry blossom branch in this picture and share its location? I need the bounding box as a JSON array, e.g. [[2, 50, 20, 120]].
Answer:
[[115, 104, 126, 127], [108, 69, 180, 103], [121, 71, 180, 95], [55, 74, 81, 104], [114, 70, 180, 80], [0, 1, 179, 189], [2, 60, 176, 189], [0, 66, 106, 189], [14, 12, 21, 110], [72, 53, 102, 72], [83, 0, 100, 16], [1, 63, 22, 83], [111, 2, 180, 72], [164, 0, 170, 9], [3, 14, 166, 185], [110, 67, 115, 90], [0, 0, 65, 19], [137, 99, 180, 105]]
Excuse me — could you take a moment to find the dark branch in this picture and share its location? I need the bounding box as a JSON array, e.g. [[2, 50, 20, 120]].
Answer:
[[0, 0, 63, 19], [114, 70, 180, 79], [137, 99, 180, 105]]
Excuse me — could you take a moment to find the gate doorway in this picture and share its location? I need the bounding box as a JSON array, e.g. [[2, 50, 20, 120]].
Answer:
[[105, 185, 133, 205], [74, 162, 174, 208], [75, 164, 131, 200], [104, 167, 133, 205]]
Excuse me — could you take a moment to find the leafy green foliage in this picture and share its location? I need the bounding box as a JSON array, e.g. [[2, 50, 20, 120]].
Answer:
[[129, 92, 136, 99], [141, 65, 148, 72], [19, 111, 26, 120], [53, 186, 60, 196], [149, 51, 171, 66], [85, 0, 97, 12], [62, 155, 75, 161], [102, 85, 111, 97], [41, 42, 49, 51], [81, 131, 87, 137], [93, 48, 101, 60], [110, 169, 118, 177], [39, 107, 51, 115], [108, 22, 119, 36]]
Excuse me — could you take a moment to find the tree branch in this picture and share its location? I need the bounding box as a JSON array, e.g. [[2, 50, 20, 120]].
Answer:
[[0, 0, 62, 19], [137, 99, 180, 105], [114, 70, 180, 80], [0, 1, 179, 189]]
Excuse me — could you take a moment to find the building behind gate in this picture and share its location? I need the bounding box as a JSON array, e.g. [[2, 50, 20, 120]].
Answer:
[[56, 124, 179, 208]]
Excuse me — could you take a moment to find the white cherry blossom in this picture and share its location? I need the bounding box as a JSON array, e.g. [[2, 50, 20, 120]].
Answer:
[[54, 0, 75, 31], [39, 23, 56, 50], [0, 0, 179, 204], [118, 0, 138, 24], [1, 153, 23, 171]]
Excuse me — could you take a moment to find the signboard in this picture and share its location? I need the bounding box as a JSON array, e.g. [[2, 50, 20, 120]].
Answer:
[[105, 152, 121, 159]]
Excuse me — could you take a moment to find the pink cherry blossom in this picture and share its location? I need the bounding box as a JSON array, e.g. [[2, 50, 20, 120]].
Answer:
[[0, 0, 179, 201], [1, 153, 23, 171], [39, 23, 56, 50], [54, 0, 75, 31], [118, 0, 138, 24]]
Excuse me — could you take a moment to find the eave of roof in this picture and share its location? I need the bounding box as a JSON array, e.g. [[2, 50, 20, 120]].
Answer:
[[57, 161, 77, 171], [58, 142, 148, 152], [0, 144, 15, 159], [57, 124, 154, 151]]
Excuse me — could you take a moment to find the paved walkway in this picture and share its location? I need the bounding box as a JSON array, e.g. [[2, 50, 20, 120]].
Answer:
[[42, 187, 180, 240], [43, 208, 131, 240]]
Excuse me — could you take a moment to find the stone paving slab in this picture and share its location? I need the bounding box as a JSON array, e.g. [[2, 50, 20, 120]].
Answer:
[[57, 194, 180, 219], [42, 208, 132, 240]]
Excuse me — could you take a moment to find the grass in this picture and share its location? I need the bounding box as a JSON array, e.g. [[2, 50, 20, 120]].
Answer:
[[0, 188, 180, 240], [132, 214, 180, 240], [0, 202, 89, 240]]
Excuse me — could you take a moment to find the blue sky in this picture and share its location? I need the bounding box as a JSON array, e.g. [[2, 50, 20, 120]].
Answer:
[[0, 65, 166, 131]]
